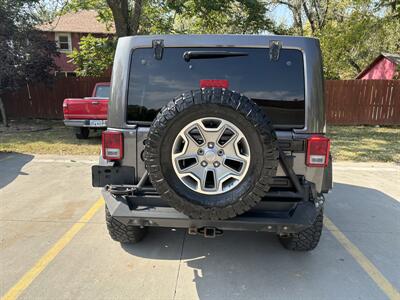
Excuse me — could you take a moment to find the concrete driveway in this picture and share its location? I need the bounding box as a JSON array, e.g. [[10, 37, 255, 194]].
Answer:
[[0, 153, 399, 300]]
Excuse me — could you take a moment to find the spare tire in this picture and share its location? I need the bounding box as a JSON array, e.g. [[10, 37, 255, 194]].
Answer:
[[144, 88, 278, 220]]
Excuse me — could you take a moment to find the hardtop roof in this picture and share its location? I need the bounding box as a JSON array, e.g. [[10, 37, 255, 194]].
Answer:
[[119, 34, 319, 49]]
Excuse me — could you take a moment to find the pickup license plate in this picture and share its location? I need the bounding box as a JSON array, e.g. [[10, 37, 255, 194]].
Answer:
[[89, 120, 106, 127]]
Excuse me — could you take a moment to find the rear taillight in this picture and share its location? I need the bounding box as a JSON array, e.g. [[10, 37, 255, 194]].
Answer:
[[306, 136, 330, 167], [62, 101, 68, 108], [102, 131, 123, 160]]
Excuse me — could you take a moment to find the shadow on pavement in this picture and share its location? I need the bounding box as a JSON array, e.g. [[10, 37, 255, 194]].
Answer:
[[0, 152, 34, 189], [122, 229, 319, 299], [325, 182, 400, 232], [120, 182, 399, 300]]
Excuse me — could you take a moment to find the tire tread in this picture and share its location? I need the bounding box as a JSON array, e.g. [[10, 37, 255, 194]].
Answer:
[[279, 210, 323, 251], [105, 207, 147, 243]]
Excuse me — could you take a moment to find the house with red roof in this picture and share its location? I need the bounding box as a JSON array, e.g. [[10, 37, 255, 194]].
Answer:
[[37, 10, 115, 77], [356, 53, 400, 80]]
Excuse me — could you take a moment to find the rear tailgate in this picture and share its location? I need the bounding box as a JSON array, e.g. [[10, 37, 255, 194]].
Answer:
[[63, 97, 108, 120]]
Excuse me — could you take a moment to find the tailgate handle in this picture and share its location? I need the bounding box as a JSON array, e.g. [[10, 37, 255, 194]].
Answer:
[[91, 101, 100, 105]]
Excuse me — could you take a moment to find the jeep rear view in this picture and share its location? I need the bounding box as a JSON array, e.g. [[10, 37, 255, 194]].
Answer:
[[92, 35, 332, 251]]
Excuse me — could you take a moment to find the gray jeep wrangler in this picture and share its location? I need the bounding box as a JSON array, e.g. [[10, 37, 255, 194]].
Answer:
[[92, 34, 332, 251]]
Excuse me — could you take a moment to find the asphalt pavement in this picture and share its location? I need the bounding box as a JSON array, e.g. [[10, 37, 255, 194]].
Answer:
[[0, 153, 399, 300]]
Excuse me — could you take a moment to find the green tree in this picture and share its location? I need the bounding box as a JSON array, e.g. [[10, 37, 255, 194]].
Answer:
[[274, 0, 400, 79], [67, 0, 275, 76], [318, 1, 400, 78], [0, 0, 58, 126], [172, 0, 273, 34], [319, 10, 400, 78], [68, 35, 116, 76], [67, 0, 399, 79]]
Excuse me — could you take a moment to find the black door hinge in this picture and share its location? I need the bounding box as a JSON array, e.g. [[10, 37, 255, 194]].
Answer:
[[269, 40, 282, 61], [152, 39, 164, 60]]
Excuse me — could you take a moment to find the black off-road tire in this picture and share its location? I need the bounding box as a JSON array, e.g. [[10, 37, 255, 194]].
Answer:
[[75, 127, 90, 139], [279, 209, 323, 251], [105, 207, 147, 243], [144, 88, 279, 220]]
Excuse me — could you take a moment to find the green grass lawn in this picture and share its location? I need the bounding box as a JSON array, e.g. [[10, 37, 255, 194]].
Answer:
[[0, 119, 100, 155], [1, 120, 399, 162], [327, 125, 400, 163]]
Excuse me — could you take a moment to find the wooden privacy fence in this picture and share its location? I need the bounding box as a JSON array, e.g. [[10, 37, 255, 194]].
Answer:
[[326, 80, 400, 125], [2, 77, 110, 119], [2, 77, 400, 125]]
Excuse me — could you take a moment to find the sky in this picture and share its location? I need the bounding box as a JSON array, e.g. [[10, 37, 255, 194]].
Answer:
[[269, 5, 293, 26]]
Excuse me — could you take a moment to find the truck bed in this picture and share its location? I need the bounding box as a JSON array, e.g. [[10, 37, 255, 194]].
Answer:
[[63, 97, 108, 120]]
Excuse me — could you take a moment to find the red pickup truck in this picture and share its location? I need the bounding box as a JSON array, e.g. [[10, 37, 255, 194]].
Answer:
[[63, 82, 110, 139]]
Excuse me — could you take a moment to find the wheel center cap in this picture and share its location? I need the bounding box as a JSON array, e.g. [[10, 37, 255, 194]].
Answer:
[[204, 150, 216, 162]]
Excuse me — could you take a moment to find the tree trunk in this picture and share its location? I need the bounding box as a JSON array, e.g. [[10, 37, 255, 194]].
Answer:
[[293, 9, 304, 36], [0, 97, 8, 127], [302, 2, 317, 34], [348, 58, 362, 74], [107, 0, 143, 37], [107, 0, 129, 37], [130, 0, 143, 35]]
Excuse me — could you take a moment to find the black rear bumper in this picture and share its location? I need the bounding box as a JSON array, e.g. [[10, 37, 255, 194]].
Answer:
[[98, 147, 323, 234], [103, 189, 320, 234]]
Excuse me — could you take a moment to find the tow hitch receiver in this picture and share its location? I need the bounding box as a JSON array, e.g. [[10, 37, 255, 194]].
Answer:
[[188, 226, 223, 238]]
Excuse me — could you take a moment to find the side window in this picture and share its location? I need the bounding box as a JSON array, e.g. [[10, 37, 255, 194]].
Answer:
[[55, 33, 72, 52]]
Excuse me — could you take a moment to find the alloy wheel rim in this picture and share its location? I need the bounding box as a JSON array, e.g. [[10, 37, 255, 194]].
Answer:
[[171, 117, 251, 195]]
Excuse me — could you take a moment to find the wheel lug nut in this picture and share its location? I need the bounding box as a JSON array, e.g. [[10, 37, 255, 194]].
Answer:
[[208, 142, 214, 148], [201, 161, 208, 167], [197, 149, 204, 155], [213, 161, 220, 167], [217, 149, 224, 156]]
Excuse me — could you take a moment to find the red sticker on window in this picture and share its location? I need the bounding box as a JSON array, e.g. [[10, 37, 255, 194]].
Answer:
[[200, 79, 229, 89]]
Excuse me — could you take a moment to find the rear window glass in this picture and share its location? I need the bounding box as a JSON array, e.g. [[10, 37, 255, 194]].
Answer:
[[95, 85, 110, 98], [127, 47, 305, 127]]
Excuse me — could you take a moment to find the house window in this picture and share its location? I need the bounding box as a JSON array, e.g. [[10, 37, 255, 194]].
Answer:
[[55, 33, 72, 52]]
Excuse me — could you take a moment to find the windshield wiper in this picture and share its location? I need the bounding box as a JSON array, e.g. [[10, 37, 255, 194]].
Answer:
[[183, 51, 248, 62]]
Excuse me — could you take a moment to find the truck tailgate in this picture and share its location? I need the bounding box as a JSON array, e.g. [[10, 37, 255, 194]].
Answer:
[[63, 98, 108, 120]]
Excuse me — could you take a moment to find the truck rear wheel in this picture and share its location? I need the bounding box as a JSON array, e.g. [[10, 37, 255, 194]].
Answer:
[[278, 209, 323, 251], [105, 207, 147, 243], [145, 88, 278, 220], [75, 127, 89, 139]]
